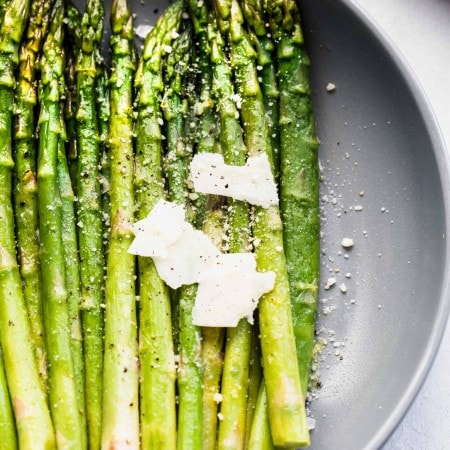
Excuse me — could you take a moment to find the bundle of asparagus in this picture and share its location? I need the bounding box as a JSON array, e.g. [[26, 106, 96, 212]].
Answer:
[[0, 0, 319, 447]]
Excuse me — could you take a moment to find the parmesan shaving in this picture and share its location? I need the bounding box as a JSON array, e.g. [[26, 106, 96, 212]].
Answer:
[[128, 200, 186, 258], [152, 228, 220, 289], [189, 153, 278, 208], [193, 254, 275, 327], [128, 200, 276, 327]]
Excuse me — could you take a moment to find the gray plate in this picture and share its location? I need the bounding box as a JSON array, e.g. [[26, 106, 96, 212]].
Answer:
[[299, 0, 450, 448], [101, 0, 450, 448]]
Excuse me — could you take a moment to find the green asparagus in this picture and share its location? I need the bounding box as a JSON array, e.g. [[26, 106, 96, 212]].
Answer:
[[268, 0, 320, 397], [75, 0, 105, 445], [101, 0, 139, 447], [57, 135, 87, 447], [241, 0, 280, 179], [0, 0, 56, 446], [13, 0, 54, 389], [96, 63, 111, 238], [38, 2, 85, 446], [0, 347, 17, 450], [64, 46, 78, 189], [247, 382, 274, 450], [218, 0, 310, 446], [134, 2, 183, 448], [66, 1, 83, 49], [244, 324, 263, 446], [206, 9, 255, 450], [161, 26, 206, 450], [0, 1, 323, 447], [0, 0, 7, 22]]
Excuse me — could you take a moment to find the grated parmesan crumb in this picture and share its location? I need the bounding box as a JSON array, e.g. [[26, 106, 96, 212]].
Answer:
[[324, 277, 336, 290], [341, 238, 354, 248]]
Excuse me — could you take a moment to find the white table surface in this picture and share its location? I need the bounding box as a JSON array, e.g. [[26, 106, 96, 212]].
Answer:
[[352, 1, 450, 448]]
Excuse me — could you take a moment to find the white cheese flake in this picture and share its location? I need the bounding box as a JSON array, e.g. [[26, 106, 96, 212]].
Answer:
[[153, 228, 220, 289], [189, 153, 278, 208], [128, 200, 275, 326], [192, 253, 275, 327], [128, 200, 186, 258], [134, 24, 153, 40]]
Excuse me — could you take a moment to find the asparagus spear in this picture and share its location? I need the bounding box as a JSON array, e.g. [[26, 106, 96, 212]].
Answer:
[[64, 1, 82, 189], [247, 382, 274, 450], [240, 0, 280, 179], [0, 0, 7, 22], [134, 2, 183, 448], [206, 13, 253, 450], [162, 28, 193, 209], [57, 136, 87, 447], [96, 63, 111, 239], [244, 324, 263, 446], [267, 0, 320, 397], [66, 0, 83, 50], [217, 0, 310, 446], [75, 0, 105, 445], [160, 26, 205, 450], [38, 2, 85, 446], [0, 0, 56, 447], [186, 0, 216, 165], [0, 347, 17, 450], [101, 0, 139, 447], [13, 0, 54, 391], [64, 46, 78, 189]]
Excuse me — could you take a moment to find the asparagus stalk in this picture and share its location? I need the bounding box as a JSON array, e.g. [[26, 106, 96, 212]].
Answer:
[[268, 0, 320, 397], [0, 247, 56, 449], [38, 2, 85, 446], [57, 136, 87, 447], [217, 321, 252, 450], [201, 326, 224, 450], [13, 0, 54, 390], [101, 0, 139, 447], [206, 12, 253, 449], [247, 382, 274, 450], [162, 28, 193, 209], [134, 3, 183, 448], [0, 0, 7, 22], [160, 26, 205, 450], [0, 347, 17, 450], [244, 324, 263, 446], [64, 1, 82, 190], [241, 0, 280, 179], [0, 0, 56, 447], [218, 0, 310, 446], [187, 0, 217, 160], [75, 0, 105, 445], [196, 193, 227, 450], [96, 63, 111, 238], [64, 46, 78, 189], [66, 0, 83, 50]]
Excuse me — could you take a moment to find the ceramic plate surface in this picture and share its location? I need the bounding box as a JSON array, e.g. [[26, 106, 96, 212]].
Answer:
[[298, 1, 450, 448]]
